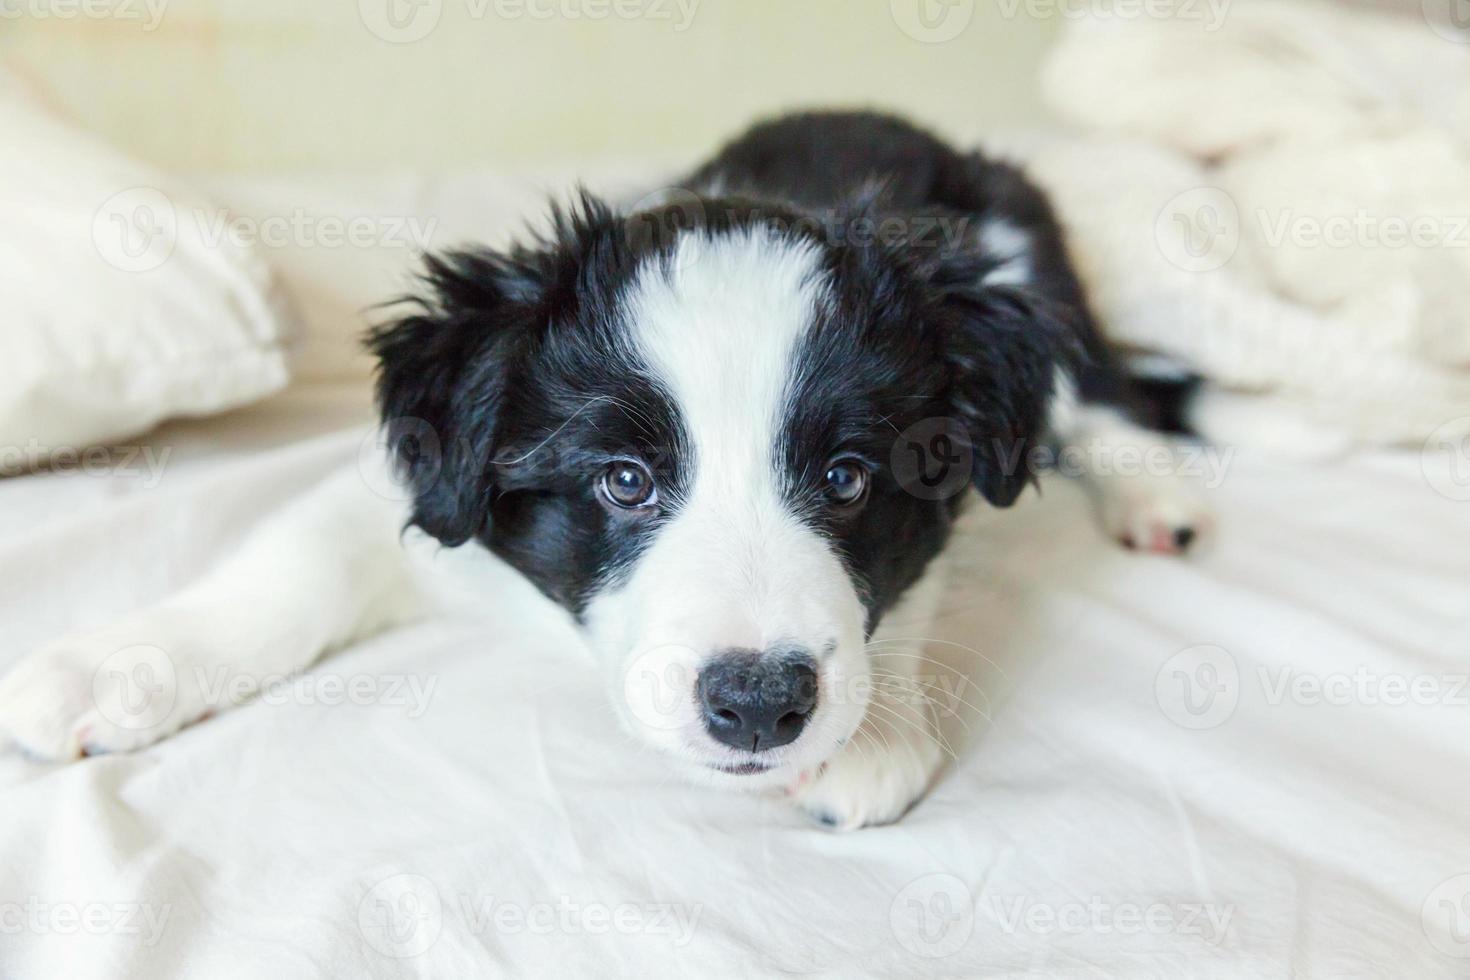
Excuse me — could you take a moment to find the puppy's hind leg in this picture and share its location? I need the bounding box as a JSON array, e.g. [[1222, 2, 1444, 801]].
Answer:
[[1049, 366, 1216, 556], [0, 464, 422, 761]]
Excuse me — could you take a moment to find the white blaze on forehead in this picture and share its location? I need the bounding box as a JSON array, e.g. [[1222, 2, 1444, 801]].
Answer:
[[595, 224, 871, 769], [612, 225, 862, 654], [623, 226, 829, 504]]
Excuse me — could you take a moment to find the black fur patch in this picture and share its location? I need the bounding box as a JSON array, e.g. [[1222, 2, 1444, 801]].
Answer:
[[368, 197, 691, 613]]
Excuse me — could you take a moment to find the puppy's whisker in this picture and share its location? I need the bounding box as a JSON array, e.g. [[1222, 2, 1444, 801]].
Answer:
[[864, 637, 1008, 677], [862, 711, 896, 757], [596, 394, 663, 437], [870, 666, 993, 726], [867, 654, 998, 710], [867, 707, 945, 774], [869, 671, 976, 734], [849, 727, 877, 766], [866, 699, 957, 762], [492, 395, 618, 466]]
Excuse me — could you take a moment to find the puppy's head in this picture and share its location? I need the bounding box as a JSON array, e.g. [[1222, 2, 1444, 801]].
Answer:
[[370, 194, 1066, 788]]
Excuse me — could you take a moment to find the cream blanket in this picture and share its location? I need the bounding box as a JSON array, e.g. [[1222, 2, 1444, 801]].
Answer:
[[1024, 0, 1470, 454]]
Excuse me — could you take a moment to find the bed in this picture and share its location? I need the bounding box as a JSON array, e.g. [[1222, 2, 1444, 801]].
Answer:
[[1, 175, 1467, 979]]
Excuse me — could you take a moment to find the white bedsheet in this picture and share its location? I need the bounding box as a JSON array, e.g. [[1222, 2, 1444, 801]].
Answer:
[[2, 179, 1469, 979]]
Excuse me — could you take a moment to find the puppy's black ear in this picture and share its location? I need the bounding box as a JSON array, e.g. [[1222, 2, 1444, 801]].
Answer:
[[932, 276, 1078, 508], [367, 250, 542, 545], [368, 194, 618, 545]]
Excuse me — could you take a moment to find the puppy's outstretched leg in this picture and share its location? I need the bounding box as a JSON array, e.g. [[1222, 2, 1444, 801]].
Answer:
[[1049, 369, 1215, 556], [0, 463, 419, 761]]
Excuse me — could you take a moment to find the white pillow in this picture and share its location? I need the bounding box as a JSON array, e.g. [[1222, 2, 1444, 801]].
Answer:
[[0, 76, 293, 474]]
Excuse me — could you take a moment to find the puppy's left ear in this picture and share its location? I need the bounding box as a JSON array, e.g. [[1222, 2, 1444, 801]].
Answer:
[[367, 249, 547, 545], [365, 192, 615, 544], [933, 278, 1078, 508], [367, 193, 622, 546]]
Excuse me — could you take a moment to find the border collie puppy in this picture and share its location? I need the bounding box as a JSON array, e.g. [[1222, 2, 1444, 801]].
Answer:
[[0, 112, 1209, 829]]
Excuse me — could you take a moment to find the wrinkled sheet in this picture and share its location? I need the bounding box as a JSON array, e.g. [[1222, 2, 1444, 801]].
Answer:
[[2, 173, 1469, 979]]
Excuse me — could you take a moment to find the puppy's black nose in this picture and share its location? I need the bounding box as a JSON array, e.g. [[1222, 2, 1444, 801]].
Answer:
[[697, 650, 818, 753]]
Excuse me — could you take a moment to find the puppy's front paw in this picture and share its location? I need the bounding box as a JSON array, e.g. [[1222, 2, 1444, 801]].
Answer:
[[792, 698, 944, 831], [0, 626, 197, 761]]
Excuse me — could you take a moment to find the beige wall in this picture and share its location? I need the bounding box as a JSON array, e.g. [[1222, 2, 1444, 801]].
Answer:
[[1, 0, 1061, 174]]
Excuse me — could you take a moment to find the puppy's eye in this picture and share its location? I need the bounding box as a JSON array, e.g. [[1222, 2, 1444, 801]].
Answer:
[[823, 459, 869, 508], [601, 461, 657, 509]]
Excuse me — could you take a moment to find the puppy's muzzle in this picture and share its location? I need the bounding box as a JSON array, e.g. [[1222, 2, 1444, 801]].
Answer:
[[697, 650, 819, 753]]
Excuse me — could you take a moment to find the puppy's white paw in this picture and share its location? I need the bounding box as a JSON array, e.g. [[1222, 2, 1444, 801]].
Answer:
[[791, 698, 944, 831], [1097, 473, 1214, 557], [0, 625, 199, 762]]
